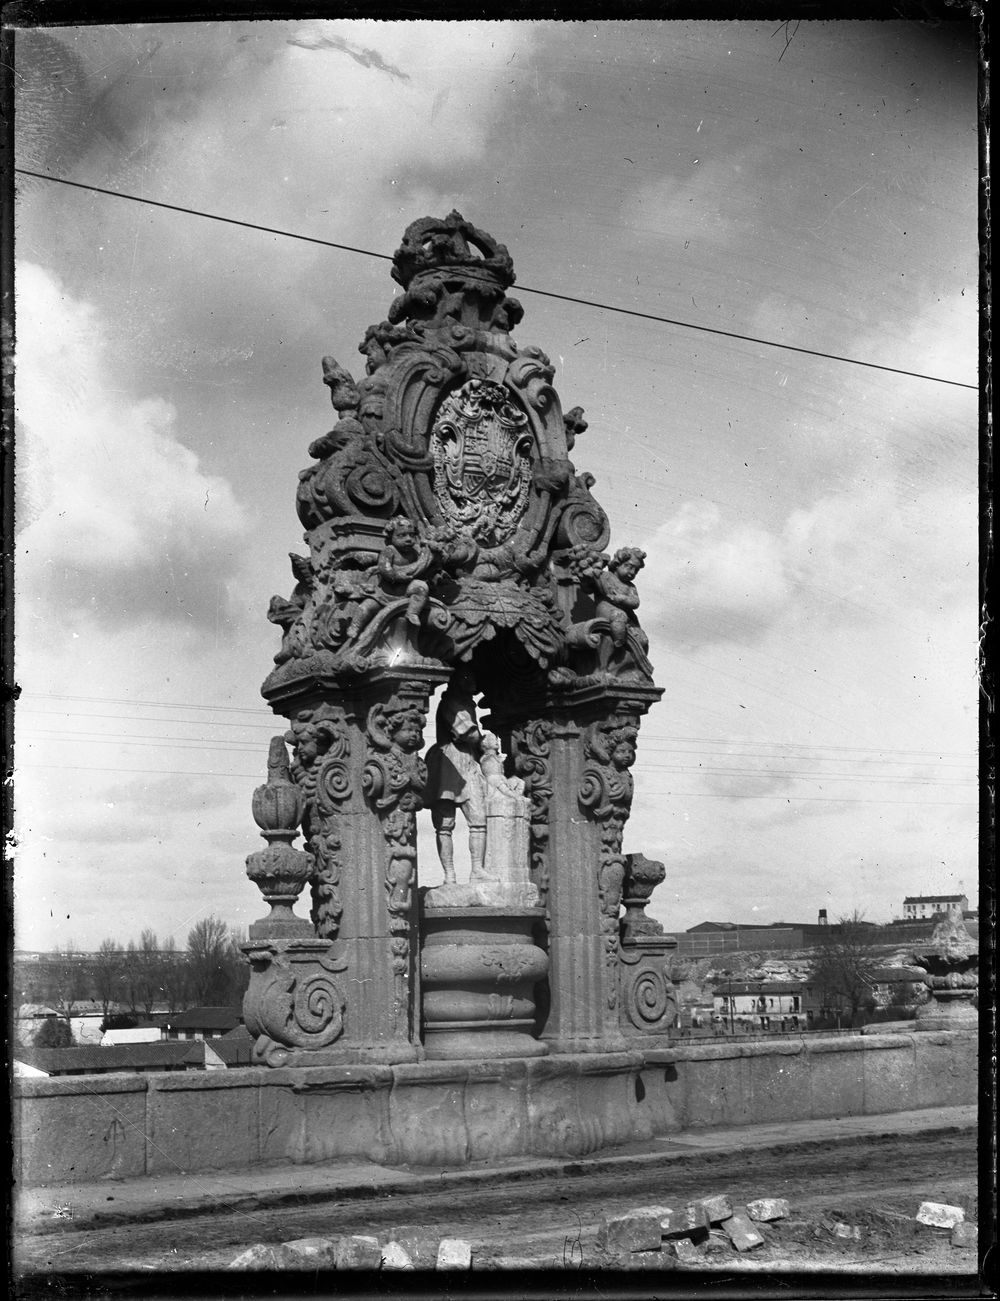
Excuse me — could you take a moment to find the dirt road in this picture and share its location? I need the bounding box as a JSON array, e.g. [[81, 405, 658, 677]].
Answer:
[[15, 1128, 980, 1280]]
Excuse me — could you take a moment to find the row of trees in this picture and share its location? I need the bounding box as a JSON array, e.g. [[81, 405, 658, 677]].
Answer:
[[17, 916, 250, 1023]]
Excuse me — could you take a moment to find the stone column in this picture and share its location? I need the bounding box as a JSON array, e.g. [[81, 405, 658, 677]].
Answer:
[[499, 685, 660, 1054], [276, 667, 446, 1063]]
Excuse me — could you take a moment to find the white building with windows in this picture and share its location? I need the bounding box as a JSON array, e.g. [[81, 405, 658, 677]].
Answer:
[[902, 894, 968, 921]]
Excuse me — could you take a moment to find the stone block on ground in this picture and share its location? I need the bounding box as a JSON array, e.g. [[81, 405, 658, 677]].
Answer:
[[670, 1237, 708, 1264], [278, 1237, 339, 1268], [332, 1235, 382, 1268], [746, 1198, 790, 1222], [916, 1201, 965, 1229], [229, 1243, 283, 1270], [659, 1204, 710, 1240], [391, 1232, 439, 1268], [628, 1249, 673, 1270], [951, 1222, 977, 1249], [722, 1213, 765, 1252], [600, 1207, 669, 1253], [437, 1238, 473, 1270], [691, 1194, 733, 1224], [380, 1241, 415, 1270], [821, 1217, 861, 1242]]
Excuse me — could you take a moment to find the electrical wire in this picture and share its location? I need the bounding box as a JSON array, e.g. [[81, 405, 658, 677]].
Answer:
[[14, 168, 978, 392]]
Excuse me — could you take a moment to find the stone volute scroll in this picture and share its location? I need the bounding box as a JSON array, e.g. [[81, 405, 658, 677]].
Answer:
[[244, 208, 668, 1067]]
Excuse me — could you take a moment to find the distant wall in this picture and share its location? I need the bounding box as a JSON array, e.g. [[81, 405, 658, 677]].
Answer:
[[13, 1031, 976, 1187], [663, 920, 978, 957]]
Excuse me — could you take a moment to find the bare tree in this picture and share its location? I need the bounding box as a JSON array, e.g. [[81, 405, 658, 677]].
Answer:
[[92, 938, 125, 1019], [120, 940, 141, 1016], [186, 916, 232, 1005], [46, 943, 89, 1025], [809, 912, 882, 1026], [134, 929, 163, 1017], [158, 936, 188, 1013]]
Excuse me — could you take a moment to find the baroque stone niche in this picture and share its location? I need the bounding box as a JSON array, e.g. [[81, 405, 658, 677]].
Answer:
[[243, 210, 666, 1067]]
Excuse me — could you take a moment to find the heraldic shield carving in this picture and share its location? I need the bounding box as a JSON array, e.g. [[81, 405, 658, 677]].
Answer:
[[431, 379, 533, 545]]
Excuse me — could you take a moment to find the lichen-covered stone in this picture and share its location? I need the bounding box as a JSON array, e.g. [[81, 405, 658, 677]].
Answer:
[[746, 1198, 790, 1222], [916, 1202, 965, 1229]]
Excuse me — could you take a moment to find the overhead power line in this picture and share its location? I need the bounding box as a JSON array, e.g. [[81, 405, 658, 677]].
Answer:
[[15, 168, 977, 392], [19, 695, 976, 760]]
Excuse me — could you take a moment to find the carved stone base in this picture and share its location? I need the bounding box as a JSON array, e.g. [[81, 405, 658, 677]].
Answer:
[[619, 935, 679, 1045], [420, 905, 549, 1059], [914, 990, 978, 1032], [243, 937, 420, 1067]]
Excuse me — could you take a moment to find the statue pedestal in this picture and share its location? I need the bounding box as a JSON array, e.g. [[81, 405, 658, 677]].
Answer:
[[419, 903, 549, 1060], [914, 986, 978, 1032]]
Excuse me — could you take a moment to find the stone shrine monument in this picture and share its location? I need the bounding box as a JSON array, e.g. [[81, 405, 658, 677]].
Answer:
[[241, 212, 677, 1156]]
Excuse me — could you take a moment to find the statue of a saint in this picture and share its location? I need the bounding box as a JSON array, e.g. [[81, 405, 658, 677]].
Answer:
[[424, 672, 489, 885]]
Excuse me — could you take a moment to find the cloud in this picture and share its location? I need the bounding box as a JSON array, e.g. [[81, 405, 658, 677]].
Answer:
[[641, 463, 974, 652], [620, 154, 759, 251], [641, 500, 792, 646], [15, 262, 249, 627]]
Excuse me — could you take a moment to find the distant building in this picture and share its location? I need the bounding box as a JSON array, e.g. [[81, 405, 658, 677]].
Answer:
[[711, 980, 810, 1029], [868, 967, 926, 1009], [162, 1006, 243, 1041], [12, 1034, 253, 1077], [902, 894, 968, 921]]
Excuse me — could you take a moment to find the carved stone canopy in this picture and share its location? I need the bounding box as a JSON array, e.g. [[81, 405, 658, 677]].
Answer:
[[263, 211, 657, 717]]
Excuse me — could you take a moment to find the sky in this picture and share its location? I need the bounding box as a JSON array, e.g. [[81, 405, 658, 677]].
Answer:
[[11, 17, 980, 952]]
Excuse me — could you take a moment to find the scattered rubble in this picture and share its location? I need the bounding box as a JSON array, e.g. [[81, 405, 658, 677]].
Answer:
[[380, 1241, 415, 1270], [599, 1207, 667, 1253], [950, 1222, 977, 1250], [669, 1237, 708, 1263], [916, 1201, 965, 1229], [722, 1208, 766, 1252], [747, 1197, 789, 1221], [436, 1238, 473, 1270], [691, 1194, 733, 1223], [229, 1243, 284, 1270], [659, 1203, 710, 1239], [822, 1216, 862, 1242], [222, 1192, 979, 1272]]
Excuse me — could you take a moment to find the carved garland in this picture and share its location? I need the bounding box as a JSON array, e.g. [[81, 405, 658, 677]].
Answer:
[[286, 708, 352, 939], [362, 691, 429, 1012], [578, 714, 640, 1009], [510, 718, 555, 916]]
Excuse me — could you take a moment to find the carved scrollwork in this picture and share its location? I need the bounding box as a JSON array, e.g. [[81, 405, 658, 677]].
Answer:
[[620, 952, 677, 1034], [243, 942, 349, 1055]]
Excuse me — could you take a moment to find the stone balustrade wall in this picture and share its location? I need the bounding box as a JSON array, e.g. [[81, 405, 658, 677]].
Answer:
[[13, 1031, 977, 1187]]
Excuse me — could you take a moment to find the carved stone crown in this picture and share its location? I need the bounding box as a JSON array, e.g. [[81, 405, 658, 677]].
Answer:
[[391, 210, 515, 294]]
